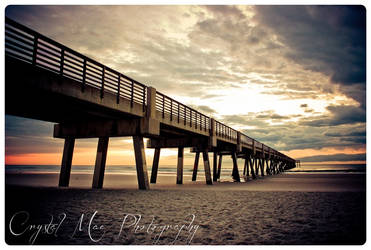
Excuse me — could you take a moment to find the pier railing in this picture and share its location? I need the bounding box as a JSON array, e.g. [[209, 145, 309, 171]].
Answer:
[[215, 121, 238, 141], [5, 17, 147, 109], [5, 17, 294, 162], [240, 133, 254, 146], [155, 91, 210, 131]]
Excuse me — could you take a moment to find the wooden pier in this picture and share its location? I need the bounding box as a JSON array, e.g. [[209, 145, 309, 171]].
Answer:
[[5, 17, 296, 190]]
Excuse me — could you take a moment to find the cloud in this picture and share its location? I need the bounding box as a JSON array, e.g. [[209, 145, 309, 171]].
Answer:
[[5, 115, 62, 155], [300, 105, 365, 127], [325, 130, 365, 137], [5, 6, 366, 163], [230, 109, 366, 151], [190, 105, 217, 115], [254, 6, 366, 106], [299, 153, 365, 162], [256, 112, 289, 120]]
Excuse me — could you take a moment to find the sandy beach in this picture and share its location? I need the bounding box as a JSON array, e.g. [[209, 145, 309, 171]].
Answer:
[[5, 172, 366, 245]]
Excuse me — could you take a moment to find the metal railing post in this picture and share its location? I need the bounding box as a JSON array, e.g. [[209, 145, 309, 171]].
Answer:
[[117, 74, 121, 104], [32, 34, 38, 65], [100, 66, 105, 98]]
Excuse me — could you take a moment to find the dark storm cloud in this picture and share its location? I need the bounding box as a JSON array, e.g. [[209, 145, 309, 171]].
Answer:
[[325, 130, 365, 137], [5, 115, 62, 155], [243, 123, 365, 151], [226, 107, 366, 151], [300, 105, 366, 127], [299, 153, 366, 162], [5, 115, 53, 137], [324, 128, 366, 145], [254, 5, 366, 105]]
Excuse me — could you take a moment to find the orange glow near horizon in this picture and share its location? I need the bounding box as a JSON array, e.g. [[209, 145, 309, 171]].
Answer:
[[6, 148, 366, 166], [283, 147, 366, 159], [6, 153, 63, 165], [301, 161, 365, 165], [5, 148, 196, 166]]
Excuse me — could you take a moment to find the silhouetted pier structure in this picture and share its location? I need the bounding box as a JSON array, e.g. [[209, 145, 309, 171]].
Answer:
[[296, 160, 301, 168], [5, 17, 296, 189]]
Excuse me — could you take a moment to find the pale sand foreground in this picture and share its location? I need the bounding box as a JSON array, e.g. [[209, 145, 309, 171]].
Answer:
[[5, 173, 366, 245]]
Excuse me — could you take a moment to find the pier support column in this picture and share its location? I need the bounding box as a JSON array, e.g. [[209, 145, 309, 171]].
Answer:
[[249, 157, 256, 179], [243, 157, 246, 176], [59, 137, 75, 187], [268, 159, 271, 174], [213, 152, 218, 182], [92, 137, 109, 189], [133, 136, 150, 190], [266, 159, 270, 175], [260, 158, 265, 177], [202, 150, 213, 185], [150, 148, 161, 183], [192, 152, 200, 181], [231, 152, 240, 182], [217, 154, 222, 180], [244, 156, 249, 177], [176, 147, 184, 184], [243, 156, 249, 182], [255, 157, 259, 176]]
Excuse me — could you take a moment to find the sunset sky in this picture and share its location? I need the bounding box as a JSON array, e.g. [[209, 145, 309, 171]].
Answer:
[[5, 5, 366, 166]]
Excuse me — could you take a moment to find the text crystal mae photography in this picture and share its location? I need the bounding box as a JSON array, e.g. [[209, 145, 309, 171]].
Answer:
[[4, 4, 366, 246], [9, 211, 199, 244]]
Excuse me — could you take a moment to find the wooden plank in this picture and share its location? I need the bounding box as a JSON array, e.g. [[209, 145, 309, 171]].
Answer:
[[92, 137, 109, 189], [150, 148, 160, 183], [58, 137, 75, 187], [176, 147, 184, 184], [202, 150, 213, 185], [133, 136, 150, 190], [192, 152, 200, 181]]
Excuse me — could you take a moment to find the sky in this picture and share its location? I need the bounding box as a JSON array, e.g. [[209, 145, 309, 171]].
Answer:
[[5, 5, 366, 166]]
